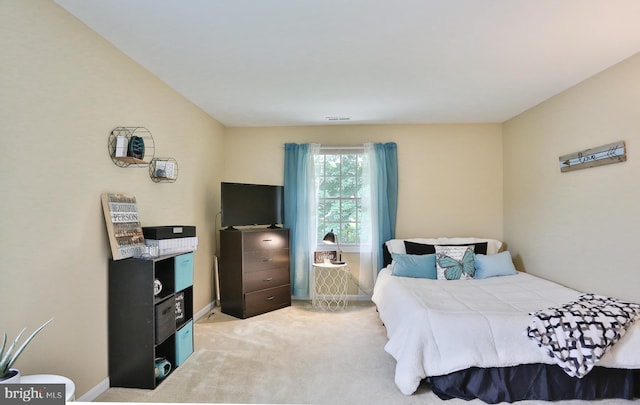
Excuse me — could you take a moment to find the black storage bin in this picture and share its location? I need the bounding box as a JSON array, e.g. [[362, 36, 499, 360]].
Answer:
[[155, 296, 176, 344]]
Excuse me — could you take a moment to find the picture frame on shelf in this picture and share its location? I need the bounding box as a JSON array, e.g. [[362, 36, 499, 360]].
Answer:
[[314, 251, 337, 264]]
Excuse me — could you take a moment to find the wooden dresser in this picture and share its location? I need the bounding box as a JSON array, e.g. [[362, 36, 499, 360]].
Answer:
[[219, 228, 291, 318]]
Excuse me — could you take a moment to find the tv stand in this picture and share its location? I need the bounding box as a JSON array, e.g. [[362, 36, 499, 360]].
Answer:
[[267, 224, 281, 229], [224, 226, 238, 230]]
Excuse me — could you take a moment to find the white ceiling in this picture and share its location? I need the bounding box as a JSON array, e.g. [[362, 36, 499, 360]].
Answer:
[[55, 0, 640, 127]]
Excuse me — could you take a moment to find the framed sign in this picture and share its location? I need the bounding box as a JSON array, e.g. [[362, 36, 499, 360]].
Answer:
[[101, 192, 146, 260], [559, 141, 626, 173], [314, 251, 337, 264]]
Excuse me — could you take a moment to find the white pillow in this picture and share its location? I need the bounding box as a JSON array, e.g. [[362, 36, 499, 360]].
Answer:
[[386, 237, 502, 255], [385, 239, 408, 254], [436, 237, 502, 254]]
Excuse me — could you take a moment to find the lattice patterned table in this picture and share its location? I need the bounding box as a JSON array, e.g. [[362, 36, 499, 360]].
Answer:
[[312, 262, 349, 311]]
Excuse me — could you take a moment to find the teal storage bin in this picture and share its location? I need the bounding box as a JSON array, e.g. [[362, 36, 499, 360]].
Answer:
[[175, 252, 194, 292], [175, 321, 193, 366]]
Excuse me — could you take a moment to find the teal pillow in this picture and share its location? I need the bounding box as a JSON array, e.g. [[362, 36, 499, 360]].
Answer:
[[475, 251, 517, 279], [391, 253, 437, 279]]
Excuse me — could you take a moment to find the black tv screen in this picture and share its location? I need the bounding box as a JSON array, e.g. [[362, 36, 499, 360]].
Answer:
[[221, 182, 284, 228]]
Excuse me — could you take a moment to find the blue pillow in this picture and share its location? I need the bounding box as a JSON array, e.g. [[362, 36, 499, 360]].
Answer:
[[474, 251, 517, 279], [391, 253, 437, 279]]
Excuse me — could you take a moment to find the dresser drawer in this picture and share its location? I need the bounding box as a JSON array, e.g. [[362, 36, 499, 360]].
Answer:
[[244, 285, 291, 318], [243, 249, 289, 273], [244, 268, 290, 293], [242, 230, 289, 251]]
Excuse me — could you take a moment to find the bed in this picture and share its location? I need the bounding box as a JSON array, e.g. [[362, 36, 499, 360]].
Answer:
[[372, 237, 640, 402]]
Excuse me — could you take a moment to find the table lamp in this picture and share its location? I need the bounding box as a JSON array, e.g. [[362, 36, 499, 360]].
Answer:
[[322, 229, 344, 264]]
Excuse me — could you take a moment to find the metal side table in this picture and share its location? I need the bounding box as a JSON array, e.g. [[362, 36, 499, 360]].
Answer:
[[312, 262, 349, 311]]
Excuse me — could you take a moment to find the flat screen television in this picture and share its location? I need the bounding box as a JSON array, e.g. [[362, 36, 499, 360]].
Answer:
[[221, 182, 284, 229]]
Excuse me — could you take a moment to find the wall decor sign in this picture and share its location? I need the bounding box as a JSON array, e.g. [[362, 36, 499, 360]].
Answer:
[[101, 192, 146, 260], [559, 140, 626, 173]]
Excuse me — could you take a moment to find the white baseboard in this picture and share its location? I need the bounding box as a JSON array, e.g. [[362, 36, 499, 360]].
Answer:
[[347, 293, 372, 301], [77, 377, 109, 402], [293, 295, 372, 302], [194, 301, 217, 321]]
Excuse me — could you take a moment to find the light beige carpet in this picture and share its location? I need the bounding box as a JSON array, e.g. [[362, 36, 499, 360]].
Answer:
[[96, 300, 636, 404]]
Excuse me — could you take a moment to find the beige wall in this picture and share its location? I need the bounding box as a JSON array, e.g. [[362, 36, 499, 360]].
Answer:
[[224, 124, 504, 240], [0, 0, 224, 397], [503, 52, 640, 302]]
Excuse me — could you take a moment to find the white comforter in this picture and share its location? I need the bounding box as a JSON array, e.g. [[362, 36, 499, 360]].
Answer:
[[371, 268, 640, 395]]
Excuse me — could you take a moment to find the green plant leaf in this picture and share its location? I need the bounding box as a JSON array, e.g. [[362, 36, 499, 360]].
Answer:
[[8, 318, 53, 369], [0, 329, 25, 375], [0, 333, 9, 374], [1, 318, 53, 377]]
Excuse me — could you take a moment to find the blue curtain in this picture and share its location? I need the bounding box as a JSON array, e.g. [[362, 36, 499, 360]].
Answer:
[[372, 142, 398, 270], [283, 143, 317, 298], [285, 142, 396, 297]]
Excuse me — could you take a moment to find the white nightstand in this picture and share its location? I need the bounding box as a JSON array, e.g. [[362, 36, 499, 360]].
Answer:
[[20, 374, 75, 401], [312, 262, 350, 311]]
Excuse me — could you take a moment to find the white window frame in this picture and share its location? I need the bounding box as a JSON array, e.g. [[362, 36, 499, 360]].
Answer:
[[314, 146, 365, 253]]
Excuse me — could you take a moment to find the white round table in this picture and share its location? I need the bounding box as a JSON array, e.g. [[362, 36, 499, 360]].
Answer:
[[20, 374, 75, 401]]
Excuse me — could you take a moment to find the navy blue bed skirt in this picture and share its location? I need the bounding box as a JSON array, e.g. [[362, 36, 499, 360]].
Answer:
[[429, 364, 639, 403]]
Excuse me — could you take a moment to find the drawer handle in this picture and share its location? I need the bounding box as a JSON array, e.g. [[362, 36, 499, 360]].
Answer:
[[264, 277, 273, 282], [265, 296, 275, 301], [261, 258, 273, 262], [262, 239, 273, 242]]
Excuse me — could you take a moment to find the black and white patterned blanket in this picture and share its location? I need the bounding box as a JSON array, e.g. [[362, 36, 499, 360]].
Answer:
[[526, 293, 640, 378]]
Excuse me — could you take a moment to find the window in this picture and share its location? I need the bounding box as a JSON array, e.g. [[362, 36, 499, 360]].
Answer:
[[314, 148, 364, 248]]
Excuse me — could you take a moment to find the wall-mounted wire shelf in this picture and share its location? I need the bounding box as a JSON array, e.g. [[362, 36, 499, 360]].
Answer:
[[108, 126, 155, 167], [149, 157, 178, 183]]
